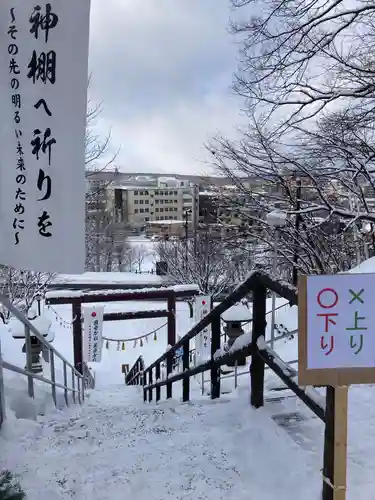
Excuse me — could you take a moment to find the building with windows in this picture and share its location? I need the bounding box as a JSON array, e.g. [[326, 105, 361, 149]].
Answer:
[[106, 177, 199, 233]]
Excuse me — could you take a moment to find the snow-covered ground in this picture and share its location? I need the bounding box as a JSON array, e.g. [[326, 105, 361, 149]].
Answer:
[[128, 235, 158, 272], [0, 385, 321, 500], [53, 236, 159, 284]]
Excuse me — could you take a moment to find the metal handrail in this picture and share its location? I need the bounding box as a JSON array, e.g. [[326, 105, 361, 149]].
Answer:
[[0, 295, 92, 427], [1, 294, 77, 373], [125, 355, 144, 385]]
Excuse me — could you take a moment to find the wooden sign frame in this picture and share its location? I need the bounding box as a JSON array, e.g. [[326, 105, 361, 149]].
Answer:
[[298, 275, 375, 386]]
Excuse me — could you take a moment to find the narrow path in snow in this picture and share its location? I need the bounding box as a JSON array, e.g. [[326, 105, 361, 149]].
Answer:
[[1, 386, 320, 500]]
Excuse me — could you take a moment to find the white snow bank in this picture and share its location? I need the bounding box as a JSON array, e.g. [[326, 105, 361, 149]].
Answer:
[[347, 256, 375, 274], [2, 370, 76, 421], [0, 308, 81, 425]]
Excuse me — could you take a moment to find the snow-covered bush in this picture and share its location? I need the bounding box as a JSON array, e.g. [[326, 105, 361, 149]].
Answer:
[[0, 470, 25, 500]]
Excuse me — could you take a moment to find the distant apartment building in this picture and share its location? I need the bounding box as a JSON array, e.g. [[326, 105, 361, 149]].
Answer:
[[105, 177, 199, 232]]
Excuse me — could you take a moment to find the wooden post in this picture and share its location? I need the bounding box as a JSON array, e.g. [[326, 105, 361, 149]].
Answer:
[[250, 283, 267, 408], [155, 362, 161, 402], [0, 335, 6, 426], [322, 386, 348, 500], [182, 340, 190, 402], [143, 371, 147, 403], [72, 299, 83, 374], [148, 368, 153, 403], [166, 293, 176, 399], [210, 315, 221, 399], [334, 386, 348, 500], [63, 362, 69, 406], [71, 368, 76, 404]]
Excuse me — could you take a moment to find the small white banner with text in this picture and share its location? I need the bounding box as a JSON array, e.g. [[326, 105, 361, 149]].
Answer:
[[83, 306, 104, 363], [194, 295, 212, 363]]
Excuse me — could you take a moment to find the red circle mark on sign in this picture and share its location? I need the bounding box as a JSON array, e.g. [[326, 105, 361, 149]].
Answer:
[[202, 300, 206, 305], [91, 311, 97, 317], [317, 288, 338, 309]]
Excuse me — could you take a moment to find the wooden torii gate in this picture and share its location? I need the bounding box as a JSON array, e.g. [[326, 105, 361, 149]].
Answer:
[[45, 286, 199, 373]]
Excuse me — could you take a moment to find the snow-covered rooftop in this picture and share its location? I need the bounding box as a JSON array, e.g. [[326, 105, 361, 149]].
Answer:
[[45, 284, 200, 300], [108, 185, 143, 191], [221, 305, 252, 322], [147, 220, 184, 225], [158, 176, 177, 183], [53, 272, 163, 285], [199, 190, 217, 197], [135, 175, 155, 182]]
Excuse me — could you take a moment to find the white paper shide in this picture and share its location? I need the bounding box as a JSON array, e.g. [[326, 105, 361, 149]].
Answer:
[[0, 0, 91, 273], [83, 306, 104, 363]]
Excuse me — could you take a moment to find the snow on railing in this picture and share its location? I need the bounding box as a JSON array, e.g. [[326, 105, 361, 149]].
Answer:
[[0, 295, 91, 428], [140, 269, 323, 422]]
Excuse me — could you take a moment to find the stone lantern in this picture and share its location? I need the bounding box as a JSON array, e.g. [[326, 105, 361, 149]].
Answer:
[[222, 305, 252, 366], [8, 309, 54, 374]]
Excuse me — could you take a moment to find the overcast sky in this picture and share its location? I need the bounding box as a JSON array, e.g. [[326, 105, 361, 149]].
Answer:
[[88, 0, 244, 175]]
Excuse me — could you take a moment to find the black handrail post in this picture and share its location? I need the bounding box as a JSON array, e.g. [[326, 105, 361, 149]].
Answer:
[[143, 370, 147, 402], [250, 281, 267, 408], [210, 315, 221, 400], [140, 356, 144, 386], [72, 299, 83, 374], [148, 368, 153, 403], [166, 294, 176, 399], [322, 386, 335, 500], [126, 355, 145, 385], [135, 359, 138, 385], [155, 362, 161, 402], [182, 339, 190, 402], [138, 357, 142, 385]]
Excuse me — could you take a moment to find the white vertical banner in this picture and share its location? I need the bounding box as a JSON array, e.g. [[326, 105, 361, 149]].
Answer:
[[0, 0, 91, 273], [83, 306, 104, 363], [194, 295, 212, 363]]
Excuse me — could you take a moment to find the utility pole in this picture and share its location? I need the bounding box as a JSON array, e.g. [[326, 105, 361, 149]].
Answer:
[[349, 196, 361, 265], [184, 210, 189, 271], [95, 211, 101, 272], [192, 184, 198, 257], [292, 176, 302, 287]]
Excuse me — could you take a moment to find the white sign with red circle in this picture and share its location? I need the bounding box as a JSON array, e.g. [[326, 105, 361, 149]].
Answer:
[[83, 306, 104, 363]]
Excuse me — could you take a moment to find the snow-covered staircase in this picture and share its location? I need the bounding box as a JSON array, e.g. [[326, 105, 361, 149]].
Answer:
[[1, 384, 321, 500]]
